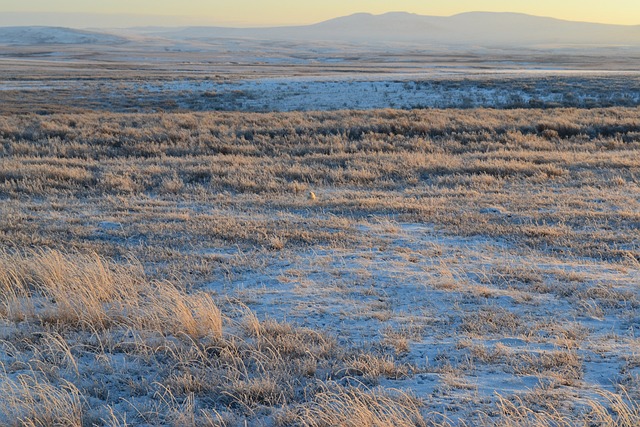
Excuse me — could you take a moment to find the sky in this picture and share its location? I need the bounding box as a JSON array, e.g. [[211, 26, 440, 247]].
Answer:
[[1, 0, 639, 27]]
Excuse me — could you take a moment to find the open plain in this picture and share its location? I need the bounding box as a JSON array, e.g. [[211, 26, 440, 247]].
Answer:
[[1, 11, 640, 425], [1, 107, 639, 425]]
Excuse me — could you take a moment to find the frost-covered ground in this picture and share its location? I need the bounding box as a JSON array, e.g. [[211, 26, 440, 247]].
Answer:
[[1, 110, 638, 425], [1, 70, 639, 113], [210, 219, 639, 420], [140, 72, 640, 111]]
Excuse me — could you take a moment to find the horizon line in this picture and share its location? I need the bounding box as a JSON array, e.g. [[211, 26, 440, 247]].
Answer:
[[0, 10, 638, 29]]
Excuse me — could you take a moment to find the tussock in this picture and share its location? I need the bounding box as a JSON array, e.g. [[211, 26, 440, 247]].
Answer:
[[0, 249, 222, 340]]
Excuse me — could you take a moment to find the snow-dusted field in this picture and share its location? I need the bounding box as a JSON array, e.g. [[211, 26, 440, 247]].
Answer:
[[1, 110, 638, 425], [1, 24, 639, 424], [139, 72, 640, 111], [1, 71, 639, 112], [207, 218, 639, 420]]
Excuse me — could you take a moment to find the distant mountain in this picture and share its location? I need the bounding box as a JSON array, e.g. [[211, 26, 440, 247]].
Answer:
[[2, 12, 638, 51], [137, 11, 640, 48], [441, 12, 640, 46], [0, 26, 126, 45]]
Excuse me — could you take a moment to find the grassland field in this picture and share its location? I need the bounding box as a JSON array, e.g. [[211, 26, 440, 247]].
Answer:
[[0, 107, 639, 425]]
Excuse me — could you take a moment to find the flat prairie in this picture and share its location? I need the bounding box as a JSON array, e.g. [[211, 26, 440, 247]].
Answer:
[[0, 108, 639, 425]]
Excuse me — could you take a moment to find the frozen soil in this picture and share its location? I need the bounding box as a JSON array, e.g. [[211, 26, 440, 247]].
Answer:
[[211, 219, 639, 421], [1, 71, 640, 114], [0, 109, 639, 425]]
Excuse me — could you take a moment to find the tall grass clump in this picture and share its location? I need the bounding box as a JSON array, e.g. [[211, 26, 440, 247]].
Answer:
[[278, 383, 428, 427], [0, 249, 222, 339], [494, 389, 640, 427], [0, 372, 83, 427]]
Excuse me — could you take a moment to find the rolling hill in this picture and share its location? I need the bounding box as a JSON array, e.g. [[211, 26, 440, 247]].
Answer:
[[0, 26, 127, 45], [1, 12, 638, 53], [136, 12, 640, 48]]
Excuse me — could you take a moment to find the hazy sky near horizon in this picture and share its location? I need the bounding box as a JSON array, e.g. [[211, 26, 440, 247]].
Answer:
[[1, 0, 639, 26]]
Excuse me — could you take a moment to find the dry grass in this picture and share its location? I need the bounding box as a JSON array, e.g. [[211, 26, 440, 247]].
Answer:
[[277, 384, 428, 427], [493, 388, 640, 427], [0, 372, 83, 427], [0, 249, 425, 426], [0, 108, 638, 274], [1, 108, 639, 425], [0, 249, 222, 340]]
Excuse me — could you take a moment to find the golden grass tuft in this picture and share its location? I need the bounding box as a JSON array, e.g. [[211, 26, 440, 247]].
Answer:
[[0, 249, 222, 339], [494, 388, 640, 427], [278, 384, 428, 427], [0, 372, 83, 427]]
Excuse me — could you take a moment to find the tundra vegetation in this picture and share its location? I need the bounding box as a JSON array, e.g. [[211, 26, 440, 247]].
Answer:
[[0, 108, 639, 425]]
